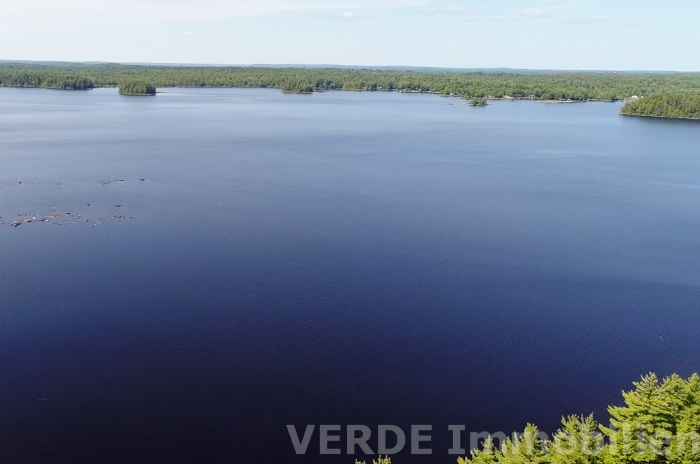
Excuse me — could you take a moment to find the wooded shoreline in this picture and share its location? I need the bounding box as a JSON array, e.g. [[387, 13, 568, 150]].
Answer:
[[3, 63, 700, 119], [2, 62, 700, 102]]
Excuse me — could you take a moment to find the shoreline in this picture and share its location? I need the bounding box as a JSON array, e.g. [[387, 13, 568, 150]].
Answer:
[[620, 112, 700, 121], [0, 84, 624, 103]]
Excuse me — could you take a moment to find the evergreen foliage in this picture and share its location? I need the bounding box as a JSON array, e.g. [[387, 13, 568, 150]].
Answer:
[[550, 415, 602, 464], [458, 374, 700, 464], [356, 456, 392, 464], [349, 375, 700, 464], [600, 373, 700, 464], [118, 79, 156, 95], [620, 93, 700, 119], [2, 63, 700, 101], [470, 97, 488, 106], [459, 424, 560, 464]]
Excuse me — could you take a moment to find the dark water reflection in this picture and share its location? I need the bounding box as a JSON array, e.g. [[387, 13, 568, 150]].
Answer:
[[1, 88, 700, 463]]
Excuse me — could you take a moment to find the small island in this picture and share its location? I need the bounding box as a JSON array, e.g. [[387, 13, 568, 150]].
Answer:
[[119, 79, 156, 96], [469, 97, 488, 106], [620, 92, 700, 120]]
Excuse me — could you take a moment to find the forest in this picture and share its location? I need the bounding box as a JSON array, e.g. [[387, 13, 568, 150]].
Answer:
[[2, 63, 700, 102], [620, 92, 700, 119], [358, 373, 700, 464]]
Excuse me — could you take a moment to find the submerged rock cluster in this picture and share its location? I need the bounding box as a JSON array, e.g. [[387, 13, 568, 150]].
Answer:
[[2, 178, 145, 228], [2, 210, 134, 228]]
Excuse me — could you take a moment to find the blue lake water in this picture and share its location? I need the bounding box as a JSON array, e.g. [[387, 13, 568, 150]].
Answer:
[[1, 87, 700, 463]]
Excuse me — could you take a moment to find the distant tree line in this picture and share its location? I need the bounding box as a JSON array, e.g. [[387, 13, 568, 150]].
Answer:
[[2, 63, 700, 101], [620, 92, 700, 119], [0, 66, 95, 89]]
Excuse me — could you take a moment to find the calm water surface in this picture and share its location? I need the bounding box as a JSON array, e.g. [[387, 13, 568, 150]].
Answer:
[[1, 87, 700, 463]]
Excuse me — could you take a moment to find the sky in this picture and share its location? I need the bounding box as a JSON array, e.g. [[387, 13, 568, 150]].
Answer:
[[1, 0, 698, 71]]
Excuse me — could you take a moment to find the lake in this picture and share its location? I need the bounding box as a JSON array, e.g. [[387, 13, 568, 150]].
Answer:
[[1, 87, 700, 464]]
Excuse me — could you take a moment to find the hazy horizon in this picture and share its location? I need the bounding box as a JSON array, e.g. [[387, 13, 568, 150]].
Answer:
[[1, 60, 696, 74], [1, 1, 698, 72]]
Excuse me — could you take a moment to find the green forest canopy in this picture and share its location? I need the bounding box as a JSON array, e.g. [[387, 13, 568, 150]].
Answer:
[[357, 374, 700, 464], [620, 92, 700, 119], [465, 373, 700, 464], [2, 63, 700, 101]]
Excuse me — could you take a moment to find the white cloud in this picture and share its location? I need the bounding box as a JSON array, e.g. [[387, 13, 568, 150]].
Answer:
[[8, 0, 424, 20], [517, 4, 608, 24], [560, 15, 607, 24], [426, 3, 481, 16], [519, 7, 548, 18], [343, 10, 364, 18], [0, 0, 424, 31], [446, 4, 478, 13]]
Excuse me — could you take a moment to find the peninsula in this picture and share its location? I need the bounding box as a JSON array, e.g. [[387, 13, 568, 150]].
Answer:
[[620, 92, 700, 120]]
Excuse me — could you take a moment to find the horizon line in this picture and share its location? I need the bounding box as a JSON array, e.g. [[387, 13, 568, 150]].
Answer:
[[0, 59, 696, 74]]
